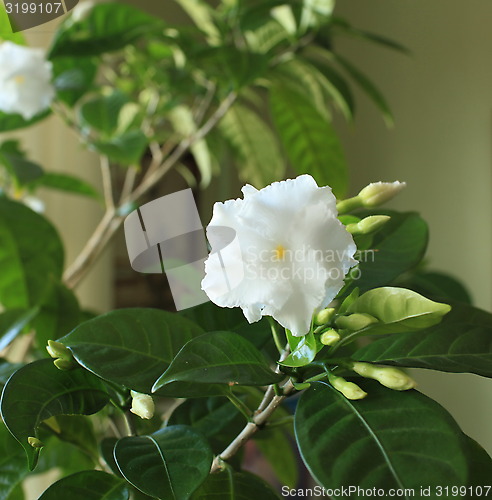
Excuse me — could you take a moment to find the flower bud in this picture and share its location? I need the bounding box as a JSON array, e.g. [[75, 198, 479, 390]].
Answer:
[[28, 437, 44, 448], [346, 215, 390, 235], [130, 391, 155, 420], [54, 358, 77, 371], [329, 374, 367, 400], [314, 308, 336, 326], [320, 329, 340, 346], [336, 313, 378, 331], [358, 181, 406, 208], [46, 340, 72, 360], [351, 362, 416, 391]]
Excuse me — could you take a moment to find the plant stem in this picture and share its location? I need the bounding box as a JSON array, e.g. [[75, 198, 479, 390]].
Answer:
[[226, 390, 253, 422], [123, 410, 137, 437], [63, 91, 237, 289]]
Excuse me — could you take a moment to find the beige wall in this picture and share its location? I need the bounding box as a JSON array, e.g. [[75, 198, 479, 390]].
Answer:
[[334, 0, 492, 452]]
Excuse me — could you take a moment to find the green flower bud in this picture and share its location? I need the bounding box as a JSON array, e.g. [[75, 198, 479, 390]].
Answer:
[[54, 358, 77, 371], [358, 181, 406, 208], [336, 313, 378, 331], [320, 329, 341, 346], [329, 374, 367, 400], [46, 340, 72, 360], [351, 362, 416, 391], [314, 308, 336, 326], [28, 437, 44, 448], [346, 215, 391, 235], [130, 391, 155, 420]]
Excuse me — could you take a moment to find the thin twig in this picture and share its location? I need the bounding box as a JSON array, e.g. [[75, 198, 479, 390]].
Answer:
[[100, 156, 114, 210], [119, 166, 138, 205]]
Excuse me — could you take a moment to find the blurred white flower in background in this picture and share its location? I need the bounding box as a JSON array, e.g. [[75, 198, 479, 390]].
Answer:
[[0, 42, 54, 120], [202, 175, 357, 336]]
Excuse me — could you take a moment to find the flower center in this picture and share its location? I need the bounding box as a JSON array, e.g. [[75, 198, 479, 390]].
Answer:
[[274, 244, 286, 261], [13, 75, 25, 85]]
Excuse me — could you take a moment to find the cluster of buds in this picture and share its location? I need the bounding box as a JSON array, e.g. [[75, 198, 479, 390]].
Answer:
[[350, 362, 417, 391], [46, 340, 77, 371]]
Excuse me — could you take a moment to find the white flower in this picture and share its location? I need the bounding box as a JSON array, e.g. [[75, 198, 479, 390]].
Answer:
[[201, 175, 357, 336], [0, 42, 54, 120]]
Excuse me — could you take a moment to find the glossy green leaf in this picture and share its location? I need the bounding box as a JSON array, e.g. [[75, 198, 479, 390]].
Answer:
[[463, 435, 492, 493], [80, 92, 128, 136], [30, 172, 101, 199], [0, 197, 64, 308], [53, 57, 98, 106], [0, 360, 22, 391], [346, 287, 451, 335], [0, 359, 109, 470], [114, 426, 212, 500], [0, 109, 50, 133], [397, 270, 472, 305], [180, 302, 272, 350], [280, 330, 317, 367], [49, 3, 162, 58], [191, 469, 280, 500], [32, 282, 81, 349], [59, 308, 206, 394], [295, 381, 469, 495], [92, 130, 148, 166], [269, 84, 348, 197], [0, 308, 39, 351], [255, 426, 298, 489], [167, 397, 242, 440], [352, 303, 492, 378], [219, 103, 284, 187], [347, 211, 428, 294], [100, 438, 124, 478], [38, 470, 129, 500], [0, 424, 28, 500], [153, 331, 283, 391]]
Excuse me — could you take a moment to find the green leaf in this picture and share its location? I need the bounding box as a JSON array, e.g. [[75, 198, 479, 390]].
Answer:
[[346, 287, 451, 335], [397, 270, 472, 305], [153, 331, 283, 392], [180, 302, 272, 350], [5, 484, 23, 500], [280, 330, 317, 367], [49, 3, 162, 58], [0, 308, 39, 351], [35, 437, 94, 476], [295, 381, 469, 495], [59, 308, 206, 395], [352, 302, 492, 378], [269, 85, 348, 197], [0, 140, 44, 185], [92, 130, 148, 166], [79, 92, 129, 136], [0, 359, 109, 470], [255, 427, 298, 489], [168, 106, 212, 187], [114, 426, 212, 500], [30, 172, 101, 199], [463, 435, 492, 493], [0, 424, 28, 500], [32, 282, 81, 349], [347, 211, 429, 294], [0, 197, 64, 308], [219, 103, 284, 187], [0, 360, 23, 391], [191, 469, 280, 500], [335, 54, 394, 127], [38, 470, 129, 500], [53, 57, 98, 106], [0, 7, 25, 44], [0, 110, 50, 133], [173, 0, 220, 43]]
